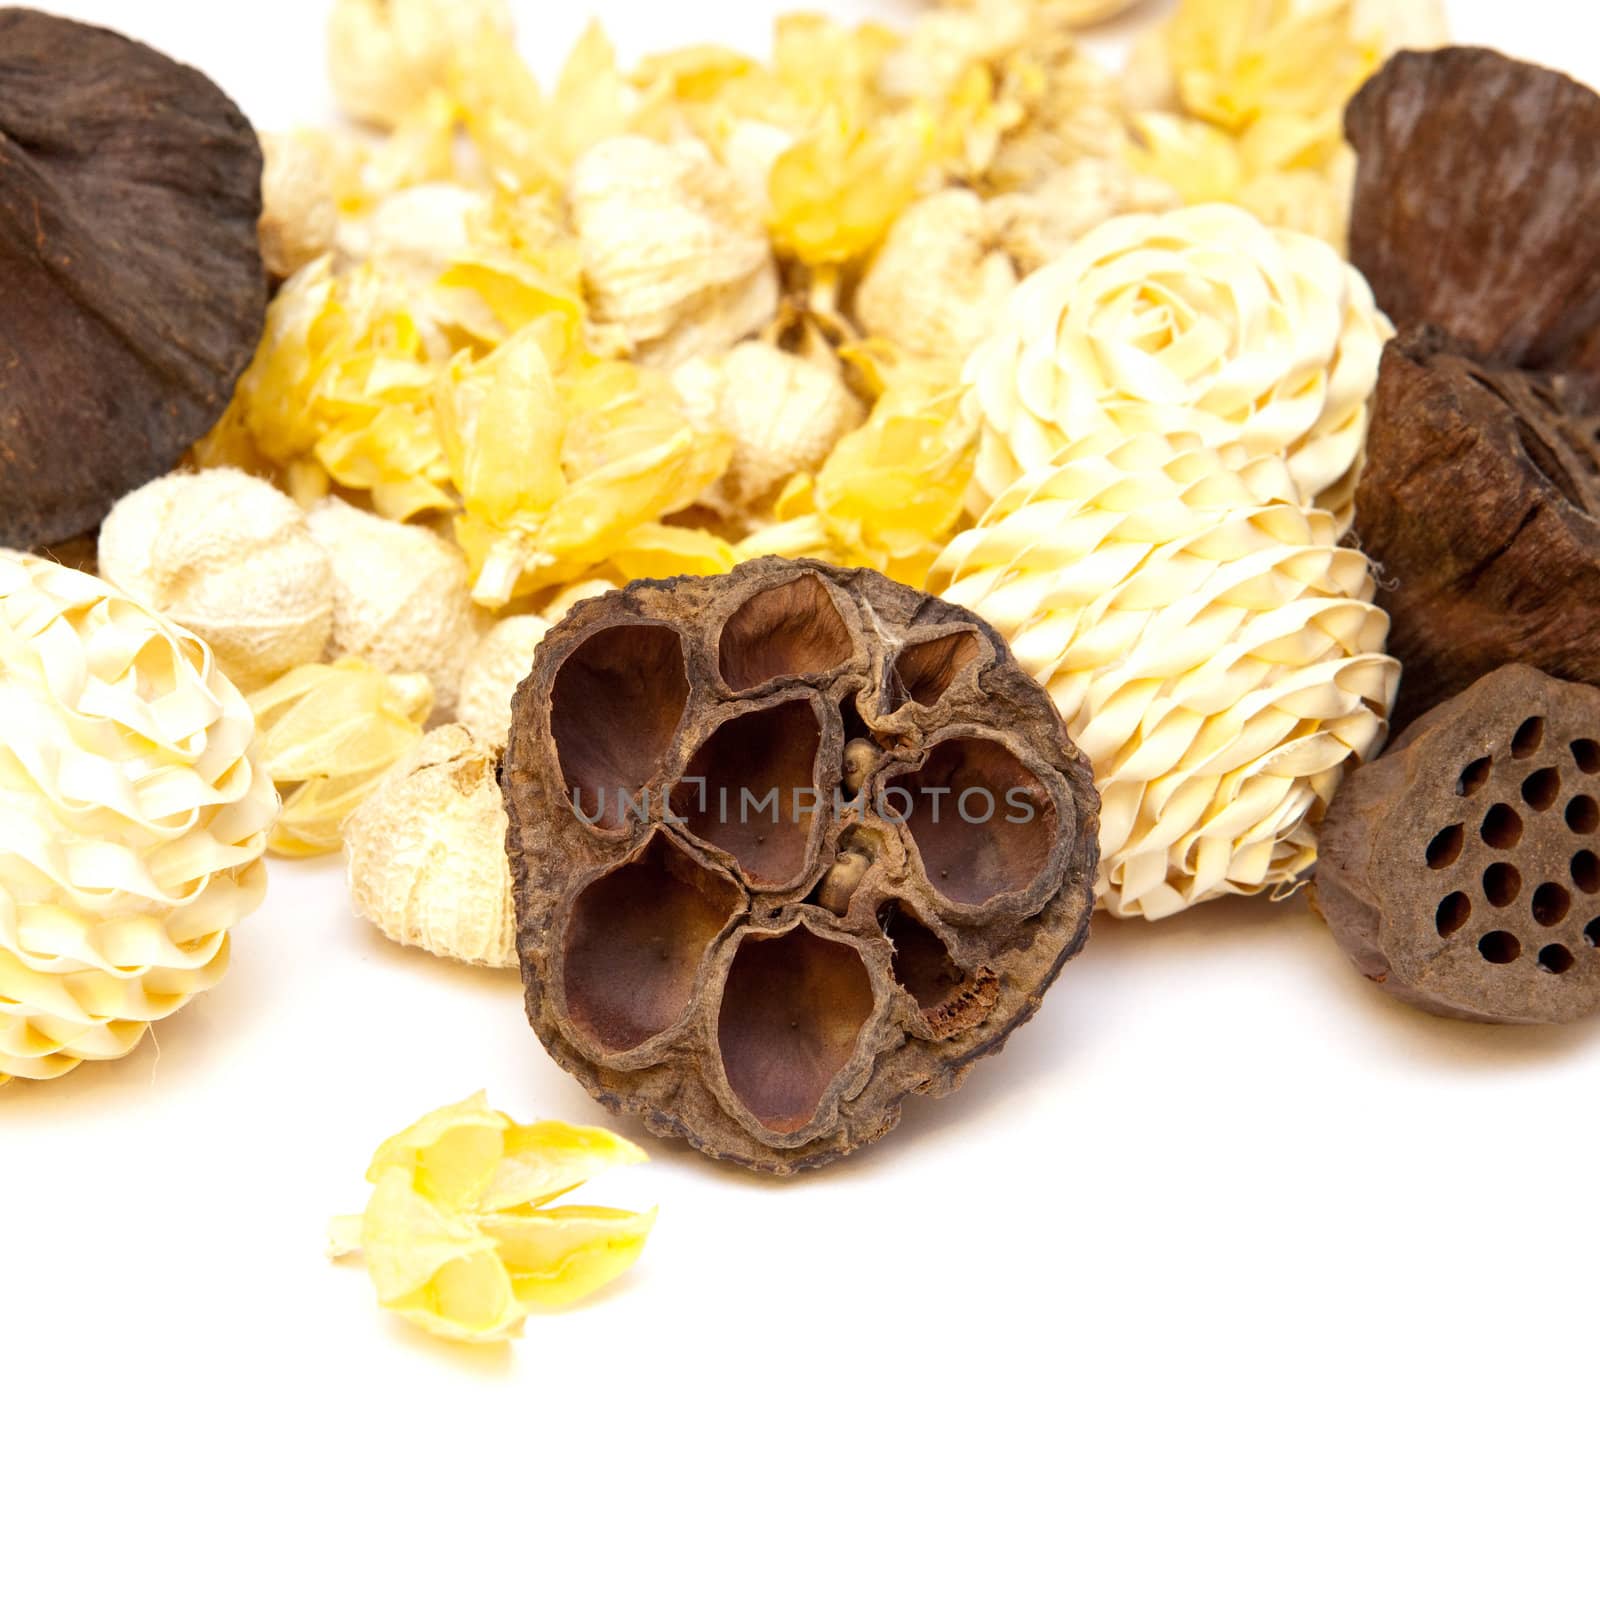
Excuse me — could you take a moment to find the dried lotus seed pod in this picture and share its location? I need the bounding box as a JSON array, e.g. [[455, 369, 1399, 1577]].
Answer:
[[0, 10, 266, 549], [1352, 327, 1600, 729], [1346, 49, 1600, 375], [98, 470, 333, 693], [458, 615, 550, 750], [345, 725, 517, 969], [306, 500, 482, 716], [501, 558, 1100, 1175], [1313, 665, 1600, 1025]]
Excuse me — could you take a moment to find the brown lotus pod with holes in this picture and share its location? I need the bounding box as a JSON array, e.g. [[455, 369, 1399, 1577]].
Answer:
[[1353, 326, 1600, 729], [1347, 48, 1600, 374], [500, 557, 1100, 1174], [0, 9, 266, 549], [1312, 665, 1600, 1025]]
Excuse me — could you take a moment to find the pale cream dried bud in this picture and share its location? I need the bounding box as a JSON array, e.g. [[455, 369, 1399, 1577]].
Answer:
[[344, 724, 517, 969], [856, 190, 1021, 366], [987, 161, 1183, 276], [342, 183, 489, 278], [259, 132, 339, 280], [457, 614, 550, 750], [674, 341, 866, 516], [99, 469, 334, 693], [306, 499, 483, 716], [568, 136, 779, 367], [327, 0, 515, 129]]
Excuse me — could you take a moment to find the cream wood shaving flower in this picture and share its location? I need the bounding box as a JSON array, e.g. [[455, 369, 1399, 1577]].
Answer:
[[259, 132, 339, 281], [329, 1093, 656, 1344], [327, 0, 515, 129], [457, 615, 549, 750], [568, 136, 779, 368], [248, 658, 433, 857], [673, 339, 866, 518], [344, 725, 516, 968], [931, 431, 1398, 919], [962, 203, 1392, 518], [0, 554, 277, 1082], [305, 499, 482, 716], [98, 469, 334, 694]]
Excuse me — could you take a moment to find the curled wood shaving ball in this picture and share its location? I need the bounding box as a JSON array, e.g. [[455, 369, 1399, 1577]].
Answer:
[[0, 553, 277, 1083], [501, 557, 1100, 1175], [674, 341, 866, 518], [962, 204, 1392, 518], [567, 136, 779, 368], [327, 0, 515, 129], [345, 725, 517, 968], [98, 469, 334, 694], [259, 132, 339, 281], [305, 499, 482, 716], [1314, 666, 1600, 1025], [458, 616, 550, 751], [932, 432, 1398, 919], [248, 658, 433, 857]]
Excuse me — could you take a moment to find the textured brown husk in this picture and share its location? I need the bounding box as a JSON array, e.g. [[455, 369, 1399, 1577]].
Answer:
[[1312, 664, 1600, 1025], [501, 558, 1100, 1175], [1352, 326, 1600, 729], [1347, 48, 1600, 373], [0, 9, 266, 549]]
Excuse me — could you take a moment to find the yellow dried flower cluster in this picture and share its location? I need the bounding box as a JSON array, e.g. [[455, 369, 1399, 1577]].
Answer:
[[1125, 0, 1448, 250], [329, 1093, 655, 1344], [212, 0, 1442, 615]]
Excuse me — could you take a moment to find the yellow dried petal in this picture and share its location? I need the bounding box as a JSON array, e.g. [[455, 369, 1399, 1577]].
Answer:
[[769, 108, 934, 266], [1166, 0, 1382, 133], [484, 1206, 657, 1310], [360, 1172, 521, 1343], [249, 658, 433, 856], [366, 1090, 508, 1209], [484, 1121, 648, 1212], [334, 1096, 656, 1345]]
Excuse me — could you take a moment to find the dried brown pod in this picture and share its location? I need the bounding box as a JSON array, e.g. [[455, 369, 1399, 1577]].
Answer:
[[1353, 326, 1600, 727], [1346, 48, 1600, 372], [501, 558, 1100, 1175], [1313, 665, 1600, 1025], [0, 10, 266, 549]]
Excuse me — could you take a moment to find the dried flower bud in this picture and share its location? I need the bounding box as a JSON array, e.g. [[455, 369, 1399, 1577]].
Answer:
[[458, 615, 550, 750], [985, 161, 1182, 276], [933, 432, 1398, 919], [674, 341, 865, 517], [856, 190, 1021, 367], [345, 725, 517, 968], [99, 469, 334, 693], [249, 658, 433, 857], [259, 132, 339, 281], [962, 204, 1392, 519], [0, 553, 277, 1082], [568, 136, 779, 367], [329, 1093, 655, 1343], [327, 0, 515, 129], [306, 499, 482, 716]]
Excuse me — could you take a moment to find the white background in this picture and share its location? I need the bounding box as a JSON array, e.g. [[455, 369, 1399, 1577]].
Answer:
[[4, 3, 1599, 1596]]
